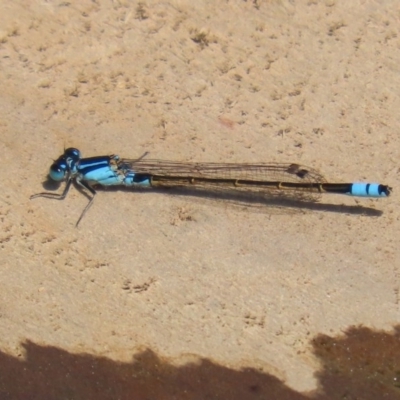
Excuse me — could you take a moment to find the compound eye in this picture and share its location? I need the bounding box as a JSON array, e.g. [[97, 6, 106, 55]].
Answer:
[[49, 161, 67, 181], [64, 148, 81, 163]]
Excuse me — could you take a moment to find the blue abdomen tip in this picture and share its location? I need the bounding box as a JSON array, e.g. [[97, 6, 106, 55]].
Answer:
[[350, 183, 389, 197]]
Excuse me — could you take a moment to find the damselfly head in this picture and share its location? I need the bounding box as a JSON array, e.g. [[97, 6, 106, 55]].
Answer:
[[64, 148, 81, 162], [49, 160, 68, 181]]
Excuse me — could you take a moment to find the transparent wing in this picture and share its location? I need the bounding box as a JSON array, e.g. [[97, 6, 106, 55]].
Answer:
[[118, 158, 326, 201]]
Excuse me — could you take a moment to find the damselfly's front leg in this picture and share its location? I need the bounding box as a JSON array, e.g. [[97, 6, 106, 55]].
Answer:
[[30, 176, 74, 201]]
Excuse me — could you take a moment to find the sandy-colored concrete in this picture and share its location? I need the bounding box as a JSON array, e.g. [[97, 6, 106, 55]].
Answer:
[[0, 0, 399, 395]]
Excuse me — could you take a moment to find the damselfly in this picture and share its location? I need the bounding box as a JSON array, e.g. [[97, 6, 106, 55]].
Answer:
[[31, 148, 391, 226]]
